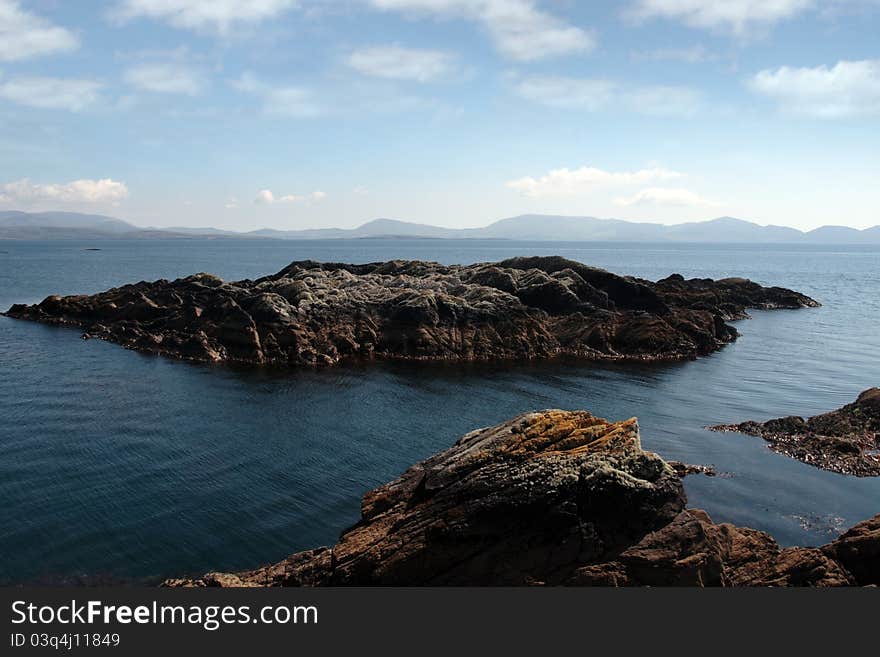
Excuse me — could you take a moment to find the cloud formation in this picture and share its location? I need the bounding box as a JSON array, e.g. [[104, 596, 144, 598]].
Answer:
[[749, 59, 880, 117], [233, 73, 320, 117], [111, 0, 298, 34], [254, 189, 326, 204], [615, 187, 719, 207], [512, 74, 703, 117], [0, 0, 79, 61], [1, 178, 129, 204], [367, 0, 594, 60], [506, 166, 684, 198], [627, 0, 815, 35], [631, 44, 716, 63], [0, 76, 102, 111], [124, 63, 205, 95], [512, 75, 615, 110], [347, 46, 458, 82]]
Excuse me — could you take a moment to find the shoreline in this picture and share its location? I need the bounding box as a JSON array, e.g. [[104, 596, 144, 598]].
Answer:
[[4, 256, 818, 368], [165, 409, 879, 587], [711, 388, 880, 476]]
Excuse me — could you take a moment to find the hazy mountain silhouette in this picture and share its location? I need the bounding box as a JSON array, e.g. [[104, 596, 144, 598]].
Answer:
[[0, 210, 134, 235], [1, 210, 878, 243]]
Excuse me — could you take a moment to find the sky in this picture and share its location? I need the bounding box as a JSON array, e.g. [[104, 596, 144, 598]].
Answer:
[[0, 0, 878, 232]]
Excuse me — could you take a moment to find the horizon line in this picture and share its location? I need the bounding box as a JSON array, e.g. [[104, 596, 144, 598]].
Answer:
[[3, 209, 879, 234]]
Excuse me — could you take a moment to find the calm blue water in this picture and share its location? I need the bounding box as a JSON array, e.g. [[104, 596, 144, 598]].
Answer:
[[1, 239, 879, 585]]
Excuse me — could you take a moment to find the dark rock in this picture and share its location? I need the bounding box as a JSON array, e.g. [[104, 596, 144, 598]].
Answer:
[[164, 409, 877, 588], [669, 461, 717, 477], [653, 274, 820, 320], [823, 514, 880, 585], [605, 509, 853, 586], [710, 388, 880, 476], [167, 411, 685, 586], [4, 257, 819, 368]]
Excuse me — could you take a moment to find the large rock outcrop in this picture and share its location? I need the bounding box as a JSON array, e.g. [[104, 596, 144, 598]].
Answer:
[[164, 410, 878, 587], [4, 256, 818, 368], [710, 388, 880, 476]]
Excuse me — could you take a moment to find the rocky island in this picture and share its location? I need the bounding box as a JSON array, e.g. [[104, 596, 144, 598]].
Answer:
[[165, 410, 879, 587], [711, 388, 880, 476], [4, 256, 818, 367]]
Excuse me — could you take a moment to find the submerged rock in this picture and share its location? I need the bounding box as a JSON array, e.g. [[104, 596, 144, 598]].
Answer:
[[710, 388, 880, 476], [164, 410, 878, 587], [4, 257, 818, 368]]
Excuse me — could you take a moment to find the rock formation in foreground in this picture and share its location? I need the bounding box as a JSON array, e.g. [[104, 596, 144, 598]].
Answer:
[[164, 410, 878, 587], [4, 256, 818, 367], [710, 388, 880, 477]]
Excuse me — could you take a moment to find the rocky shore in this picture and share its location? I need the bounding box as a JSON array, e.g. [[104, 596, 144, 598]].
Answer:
[[165, 410, 879, 587], [4, 256, 818, 368], [710, 388, 880, 476]]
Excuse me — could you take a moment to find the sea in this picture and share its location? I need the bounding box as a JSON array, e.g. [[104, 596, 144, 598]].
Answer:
[[1, 239, 878, 584]]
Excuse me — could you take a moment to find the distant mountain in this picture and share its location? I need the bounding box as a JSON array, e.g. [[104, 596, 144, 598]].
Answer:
[[663, 216, 804, 243], [803, 225, 867, 243], [473, 215, 663, 241], [156, 226, 243, 236], [0, 210, 136, 235], [253, 214, 878, 243], [247, 218, 465, 240], [470, 215, 809, 242], [352, 218, 464, 238], [0, 211, 257, 240], [1, 210, 878, 244]]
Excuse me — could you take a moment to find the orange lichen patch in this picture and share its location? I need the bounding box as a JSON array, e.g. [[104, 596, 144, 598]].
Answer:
[[502, 411, 639, 458], [565, 419, 640, 454]]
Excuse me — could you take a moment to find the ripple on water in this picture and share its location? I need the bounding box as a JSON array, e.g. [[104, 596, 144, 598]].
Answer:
[[1, 239, 879, 584]]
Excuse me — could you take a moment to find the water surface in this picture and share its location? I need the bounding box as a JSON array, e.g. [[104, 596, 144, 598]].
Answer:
[[1, 239, 878, 584]]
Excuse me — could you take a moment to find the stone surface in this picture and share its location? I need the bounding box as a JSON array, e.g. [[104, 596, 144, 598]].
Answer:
[[4, 256, 818, 368], [164, 410, 878, 587], [710, 388, 880, 476], [822, 513, 880, 585], [581, 509, 855, 587]]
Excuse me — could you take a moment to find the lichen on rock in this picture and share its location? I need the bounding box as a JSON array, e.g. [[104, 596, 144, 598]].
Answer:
[[164, 409, 879, 588]]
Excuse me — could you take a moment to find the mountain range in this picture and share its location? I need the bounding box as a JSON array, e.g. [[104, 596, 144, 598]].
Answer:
[[2, 210, 878, 244]]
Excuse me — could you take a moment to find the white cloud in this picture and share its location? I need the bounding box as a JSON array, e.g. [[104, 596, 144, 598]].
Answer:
[[254, 189, 326, 204], [625, 85, 704, 117], [1, 178, 129, 204], [0, 76, 102, 111], [233, 73, 320, 117], [0, 0, 79, 61], [615, 187, 719, 207], [512, 75, 616, 110], [631, 44, 716, 63], [627, 0, 815, 35], [232, 72, 447, 118], [506, 167, 685, 198], [347, 46, 457, 82], [111, 0, 298, 34], [254, 189, 276, 204], [748, 59, 880, 117], [367, 0, 595, 61], [512, 74, 703, 117], [124, 63, 205, 95], [263, 87, 319, 117]]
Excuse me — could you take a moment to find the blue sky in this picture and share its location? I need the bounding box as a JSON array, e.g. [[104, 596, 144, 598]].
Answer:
[[0, 0, 878, 231]]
